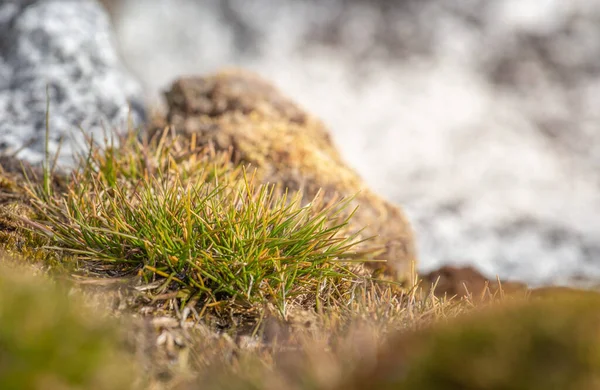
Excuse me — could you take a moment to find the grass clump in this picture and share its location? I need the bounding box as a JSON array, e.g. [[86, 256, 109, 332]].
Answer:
[[0, 259, 135, 390], [25, 130, 369, 318]]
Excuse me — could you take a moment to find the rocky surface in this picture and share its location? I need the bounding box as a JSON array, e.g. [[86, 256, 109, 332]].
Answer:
[[0, 0, 145, 169], [163, 69, 417, 280]]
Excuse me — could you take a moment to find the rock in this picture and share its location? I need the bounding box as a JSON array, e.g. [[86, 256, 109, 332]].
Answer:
[[421, 265, 526, 300], [163, 69, 417, 280], [0, 0, 145, 169], [421, 264, 599, 301]]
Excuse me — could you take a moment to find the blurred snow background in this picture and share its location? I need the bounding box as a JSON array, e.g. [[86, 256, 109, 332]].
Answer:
[[103, 0, 600, 285]]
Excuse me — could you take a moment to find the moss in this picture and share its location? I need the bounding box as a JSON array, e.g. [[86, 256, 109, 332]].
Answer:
[[0, 260, 136, 390], [343, 292, 600, 390]]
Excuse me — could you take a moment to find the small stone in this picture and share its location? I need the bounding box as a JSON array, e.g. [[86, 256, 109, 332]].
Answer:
[[421, 265, 526, 300]]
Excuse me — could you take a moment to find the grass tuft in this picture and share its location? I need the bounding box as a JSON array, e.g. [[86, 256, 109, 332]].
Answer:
[[25, 130, 371, 318]]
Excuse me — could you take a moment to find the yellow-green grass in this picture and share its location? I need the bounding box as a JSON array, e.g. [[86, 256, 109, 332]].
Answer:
[[23, 129, 376, 322]]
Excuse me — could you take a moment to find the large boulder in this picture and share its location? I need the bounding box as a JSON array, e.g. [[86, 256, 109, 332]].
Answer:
[[163, 69, 417, 280], [0, 0, 145, 169]]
